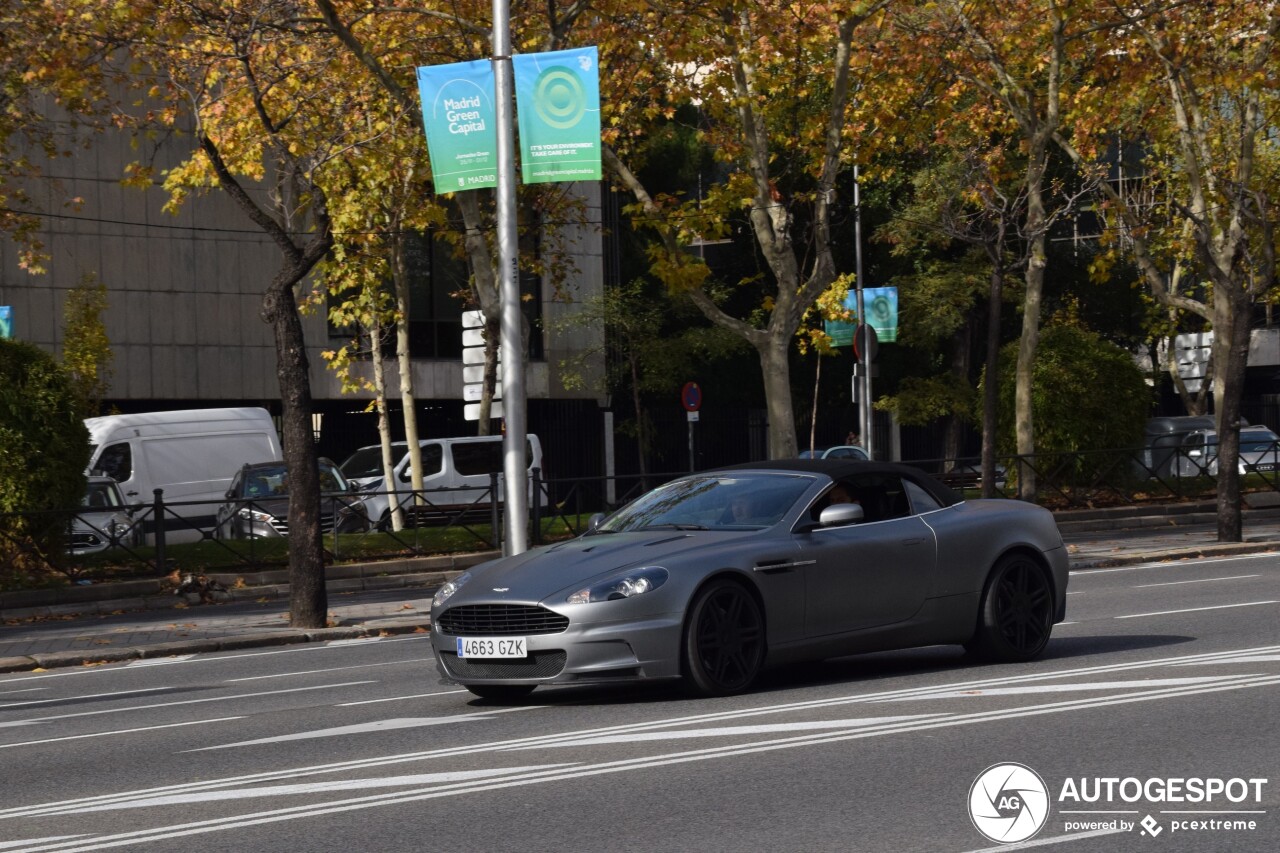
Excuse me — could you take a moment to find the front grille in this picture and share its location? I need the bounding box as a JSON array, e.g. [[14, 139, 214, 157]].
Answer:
[[442, 650, 567, 679], [266, 512, 335, 536], [436, 604, 569, 636]]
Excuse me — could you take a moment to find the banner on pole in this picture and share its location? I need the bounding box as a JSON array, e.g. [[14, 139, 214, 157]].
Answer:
[[0, 306, 11, 339], [825, 286, 899, 346], [415, 60, 498, 191], [512, 47, 601, 184]]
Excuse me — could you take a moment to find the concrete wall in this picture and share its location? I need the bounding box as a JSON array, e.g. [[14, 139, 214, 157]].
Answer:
[[0, 109, 604, 408]]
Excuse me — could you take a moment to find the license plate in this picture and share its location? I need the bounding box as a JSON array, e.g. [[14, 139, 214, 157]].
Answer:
[[456, 636, 527, 659]]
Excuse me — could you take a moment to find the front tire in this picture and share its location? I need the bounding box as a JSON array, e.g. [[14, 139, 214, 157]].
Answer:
[[682, 579, 766, 696], [465, 684, 536, 702], [966, 553, 1054, 662]]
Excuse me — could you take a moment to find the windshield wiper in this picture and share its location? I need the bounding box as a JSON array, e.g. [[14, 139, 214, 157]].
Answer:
[[638, 523, 707, 531]]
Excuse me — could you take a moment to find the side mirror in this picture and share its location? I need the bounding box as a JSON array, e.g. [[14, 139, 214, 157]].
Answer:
[[587, 512, 606, 532], [819, 503, 865, 527]]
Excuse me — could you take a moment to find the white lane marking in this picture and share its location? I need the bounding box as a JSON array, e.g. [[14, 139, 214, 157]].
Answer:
[[0, 682, 377, 728], [187, 707, 539, 752], [65, 766, 574, 814], [1133, 574, 1260, 588], [518, 715, 947, 749], [325, 638, 385, 647], [1176, 655, 1280, 666], [337, 690, 469, 706], [1115, 600, 1279, 619], [126, 656, 196, 667], [878, 675, 1255, 701], [0, 718, 244, 751], [0, 687, 173, 709], [958, 827, 1126, 852], [0, 838, 89, 850], [1065, 591, 1085, 595], [224, 659, 434, 682], [14, 675, 1280, 851], [0, 688, 47, 696], [1073, 553, 1279, 574], [0, 636, 433, 685], [9, 644, 1280, 820]]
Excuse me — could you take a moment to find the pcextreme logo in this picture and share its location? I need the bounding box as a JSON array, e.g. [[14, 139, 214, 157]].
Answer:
[[968, 763, 1051, 844]]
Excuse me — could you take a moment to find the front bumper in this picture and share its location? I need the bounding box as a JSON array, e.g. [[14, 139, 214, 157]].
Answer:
[[430, 605, 685, 687]]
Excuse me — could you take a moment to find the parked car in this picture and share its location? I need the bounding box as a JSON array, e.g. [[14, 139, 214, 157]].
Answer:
[[798, 445, 869, 461], [340, 434, 545, 530], [1171, 425, 1280, 477], [68, 476, 141, 555], [429, 459, 1069, 700], [214, 459, 369, 539]]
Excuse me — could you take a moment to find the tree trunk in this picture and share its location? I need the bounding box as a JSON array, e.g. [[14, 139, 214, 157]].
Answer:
[[263, 278, 326, 629], [391, 237, 424, 509], [1213, 288, 1251, 542], [943, 321, 971, 470], [629, 353, 648, 484], [370, 315, 402, 532], [1015, 148, 1049, 502], [477, 315, 501, 435], [760, 336, 798, 459], [981, 267, 1004, 498]]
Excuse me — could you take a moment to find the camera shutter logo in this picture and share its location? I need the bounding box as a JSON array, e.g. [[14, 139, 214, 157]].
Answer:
[[969, 763, 1051, 843]]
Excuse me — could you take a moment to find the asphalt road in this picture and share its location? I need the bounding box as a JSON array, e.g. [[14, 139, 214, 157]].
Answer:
[[1, 554, 1277, 853]]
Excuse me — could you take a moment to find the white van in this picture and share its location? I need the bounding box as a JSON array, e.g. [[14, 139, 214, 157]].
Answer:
[[340, 434, 545, 529], [84, 408, 282, 543]]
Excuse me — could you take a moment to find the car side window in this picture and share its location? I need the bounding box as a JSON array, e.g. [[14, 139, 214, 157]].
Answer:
[[96, 443, 132, 483], [398, 444, 445, 482], [843, 474, 910, 522], [903, 480, 942, 514]]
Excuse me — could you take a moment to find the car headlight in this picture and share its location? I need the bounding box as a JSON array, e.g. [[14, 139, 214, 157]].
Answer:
[[567, 567, 669, 604], [238, 508, 275, 523], [433, 571, 472, 608]]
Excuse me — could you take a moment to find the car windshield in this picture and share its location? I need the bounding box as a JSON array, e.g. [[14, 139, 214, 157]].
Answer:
[[598, 473, 814, 533], [241, 463, 348, 497], [340, 446, 406, 480], [82, 482, 121, 509]]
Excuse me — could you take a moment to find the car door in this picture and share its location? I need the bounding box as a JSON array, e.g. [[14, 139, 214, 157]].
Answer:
[[800, 473, 937, 637]]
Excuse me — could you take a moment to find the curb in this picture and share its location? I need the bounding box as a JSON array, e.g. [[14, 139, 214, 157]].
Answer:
[[1070, 541, 1280, 570], [0, 618, 433, 674]]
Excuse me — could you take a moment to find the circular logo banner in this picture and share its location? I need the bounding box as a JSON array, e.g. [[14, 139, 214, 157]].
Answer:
[[968, 763, 1051, 844], [533, 67, 587, 129]]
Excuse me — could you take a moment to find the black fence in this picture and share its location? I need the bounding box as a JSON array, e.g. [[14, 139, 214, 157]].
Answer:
[[5, 444, 1279, 581]]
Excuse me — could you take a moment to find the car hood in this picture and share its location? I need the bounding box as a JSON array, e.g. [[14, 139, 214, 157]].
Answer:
[[458, 529, 768, 603]]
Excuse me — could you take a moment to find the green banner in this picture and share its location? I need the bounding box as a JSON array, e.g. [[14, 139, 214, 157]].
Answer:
[[825, 286, 899, 345], [512, 47, 601, 184], [416, 60, 498, 191], [0, 306, 11, 339]]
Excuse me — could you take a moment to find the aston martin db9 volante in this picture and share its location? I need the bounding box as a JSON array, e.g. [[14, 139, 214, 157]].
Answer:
[[430, 459, 1069, 700]]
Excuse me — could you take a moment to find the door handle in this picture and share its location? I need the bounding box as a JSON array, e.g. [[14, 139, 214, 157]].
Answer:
[[901, 537, 925, 546]]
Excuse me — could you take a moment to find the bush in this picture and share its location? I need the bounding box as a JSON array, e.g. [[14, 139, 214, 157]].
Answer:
[[0, 339, 90, 577], [988, 323, 1151, 480]]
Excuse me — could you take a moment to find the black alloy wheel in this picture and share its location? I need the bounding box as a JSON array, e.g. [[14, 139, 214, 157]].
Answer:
[[967, 554, 1054, 662], [683, 579, 766, 696]]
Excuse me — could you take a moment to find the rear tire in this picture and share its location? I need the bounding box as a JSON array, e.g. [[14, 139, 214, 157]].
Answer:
[[966, 553, 1054, 662], [682, 579, 765, 696], [465, 684, 536, 702]]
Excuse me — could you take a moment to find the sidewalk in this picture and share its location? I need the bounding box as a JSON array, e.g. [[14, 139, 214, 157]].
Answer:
[[3, 502, 1280, 674]]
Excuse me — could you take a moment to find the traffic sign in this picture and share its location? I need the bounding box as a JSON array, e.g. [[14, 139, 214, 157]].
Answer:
[[681, 382, 703, 412], [853, 324, 879, 363]]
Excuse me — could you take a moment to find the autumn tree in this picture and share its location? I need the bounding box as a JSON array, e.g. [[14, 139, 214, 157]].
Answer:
[[99, 0, 400, 626], [1056, 0, 1280, 540], [61, 273, 114, 417], [598, 0, 893, 459]]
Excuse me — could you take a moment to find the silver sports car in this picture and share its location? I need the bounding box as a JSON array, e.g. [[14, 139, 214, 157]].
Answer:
[[429, 460, 1069, 700]]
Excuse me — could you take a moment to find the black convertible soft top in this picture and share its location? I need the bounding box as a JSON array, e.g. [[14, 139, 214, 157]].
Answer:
[[712, 458, 965, 507]]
